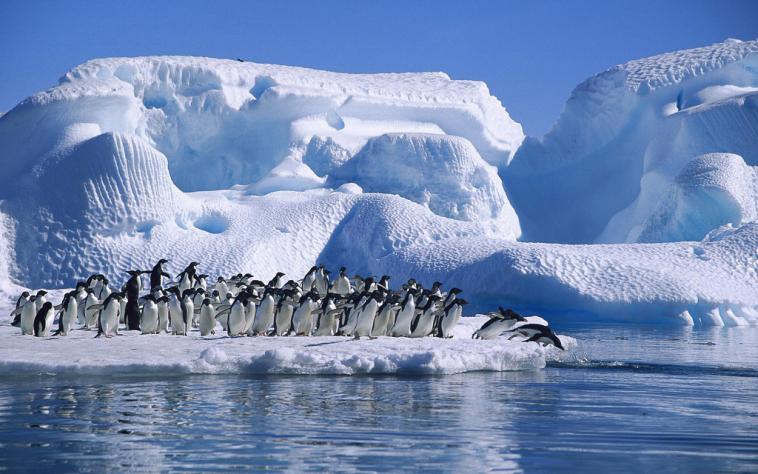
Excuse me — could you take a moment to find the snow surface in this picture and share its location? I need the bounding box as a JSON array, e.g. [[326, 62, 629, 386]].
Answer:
[[0, 317, 574, 377], [0, 42, 756, 328], [506, 39, 758, 244]]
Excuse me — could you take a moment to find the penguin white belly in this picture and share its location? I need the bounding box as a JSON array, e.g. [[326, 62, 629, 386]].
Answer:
[[410, 311, 435, 338], [440, 306, 462, 338], [252, 298, 275, 335], [61, 301, 78, 335], [199, 305, 216, 336], [333, 277, 350, 296], [314, 312, 335, 336], [472, 319, 516, 340], [140, 302, 159, 334], [371, 307, 392, 337], [227, 305, 246, 336], [100, 306, 120, 337], [354, 301, 379, 338], [181, 299, 194, 336], [244, 302, 257, 335], [158, 303, 169, 333], [292, 305, 313, 336], [20, 303, 36, 335], [36, 308, 54, 337], [84, 296, 100, 329], [390, 304, 415, 337], [275, 304, 294, 336]]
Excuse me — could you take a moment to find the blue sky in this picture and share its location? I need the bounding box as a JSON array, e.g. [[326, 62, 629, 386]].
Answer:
[[1, 0, 756, 136]]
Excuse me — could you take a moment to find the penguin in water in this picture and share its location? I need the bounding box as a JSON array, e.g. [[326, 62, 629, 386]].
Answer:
[[436, 298, 467, 338], [93, 293, 124, 338], [472, 308, 528, 340], [250, 288, 275, 335], [10, 291, 30, 327], [502, 323, 564, 350], [33, 302, 55, 337], [199, 298, 216, 336], [331, 267, 351, 296], [140, 295, 160, 334], [149, 259, 172, 290], [390, 290, 417, 337], [53, 291, 78, 336], [409, 295, 442, 338]]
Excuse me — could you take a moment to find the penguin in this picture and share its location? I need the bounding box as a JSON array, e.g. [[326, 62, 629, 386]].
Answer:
[[178, 289, 195, 336], [472, 308, 529, 340], [273, 293, 295, 336], [377, 275, 391, 292], [223, 293, 248, 337], [338, 292, 368, 336], [371, 295, 399, 337], [33, 302, 55, 337], [409, 295, 442, 338], [267, 272, 285, 289], [302, 266, 318, 292], [243, 293, 258, 336], [292, 292, 319, 336], [436, 298, 467, 338], [177, 262, 200, 293], [215, 277, 229, 298], [18, 296, 37, 335], [522, 331, 565, 350], [313, 266, 329, 296], [97, 278, 112, 301], [443, 288, 462, 307], [168, 288, 186, 335], [149, 259, 172, 290], [53, 291, 78, 336], [140, 295, 160, 334], [192, 288, 206, 327], [199, 298, 216, 336], [331, 267, 351, 296], [10, 291, 30, 327], [74, 282, 88, 325], [353, 292, 382, 339], [157, 295, 170, 333], [94, 293, 123, 338], [124, 270, 145, 330], [83, 289, 100, 329], [251, 288, 275, 335], [313, 295, 339, 336], [390, 290, 417, 337], [34, 290, 48, 313]]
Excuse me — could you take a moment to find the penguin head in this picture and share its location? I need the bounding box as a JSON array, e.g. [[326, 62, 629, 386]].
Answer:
[[432, 281, 442, 290], [21, 291, 30, 298], [457, 299, 469, 305], [339, 267, 346, 275], [217, 276, 225, 282], [202, 298, 212, 306], [158, 258, 169, 265], [450, 288, 462, 295], [37, 290, 48, 297]]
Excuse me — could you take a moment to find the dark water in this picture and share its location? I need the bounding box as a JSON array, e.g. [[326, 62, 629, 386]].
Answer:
[[1, 325, 756, 472]]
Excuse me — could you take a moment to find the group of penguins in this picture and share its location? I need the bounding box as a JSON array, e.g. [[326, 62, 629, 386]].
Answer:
[[8, 259, 564, 350]]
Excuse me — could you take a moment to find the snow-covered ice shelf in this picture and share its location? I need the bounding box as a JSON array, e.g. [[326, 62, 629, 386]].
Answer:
[[0, 317, 573, 377]]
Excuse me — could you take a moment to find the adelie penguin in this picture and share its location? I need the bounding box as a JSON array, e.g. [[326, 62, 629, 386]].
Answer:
[[472, 308, 528, 340], [123, 270, 146, 330], [177, 262, 200, 293], [53, 291, 78, 336], [199, 298, 216, 336], [409, 295, 442, 338], [436, 298, 467, 338], [10, 291, 30, 327], [33, 302, 55, 337], [140, 295, 160, 334], [503, 323, 565, 350], [93, 293, 124, 338], [149, 259, 172, 290]]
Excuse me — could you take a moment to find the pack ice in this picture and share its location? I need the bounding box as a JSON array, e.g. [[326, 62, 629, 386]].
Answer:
[[0, 39, 756, 331]]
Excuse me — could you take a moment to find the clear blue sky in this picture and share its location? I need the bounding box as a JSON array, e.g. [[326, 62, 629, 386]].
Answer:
[[1, 0, 756, 136]]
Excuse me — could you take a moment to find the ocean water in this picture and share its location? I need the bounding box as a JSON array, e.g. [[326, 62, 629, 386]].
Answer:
[[0, 324, 756, 472]]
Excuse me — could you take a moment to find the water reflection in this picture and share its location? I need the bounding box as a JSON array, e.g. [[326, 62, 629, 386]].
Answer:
[[0, 326, 756, 472]]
